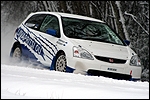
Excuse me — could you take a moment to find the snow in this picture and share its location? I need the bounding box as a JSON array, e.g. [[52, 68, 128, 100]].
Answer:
[[1, 63, 149, 99], [1, 10, 149, 99]]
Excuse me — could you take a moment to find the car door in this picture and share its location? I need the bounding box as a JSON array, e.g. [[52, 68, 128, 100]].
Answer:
[[37, 14, 60, 66]]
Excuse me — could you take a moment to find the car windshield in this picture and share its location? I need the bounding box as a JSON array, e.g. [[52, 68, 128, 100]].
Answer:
[[62, 17, 125, 46]]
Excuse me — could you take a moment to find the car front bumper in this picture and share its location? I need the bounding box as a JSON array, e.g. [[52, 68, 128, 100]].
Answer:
[[67, 57, 142, 80]]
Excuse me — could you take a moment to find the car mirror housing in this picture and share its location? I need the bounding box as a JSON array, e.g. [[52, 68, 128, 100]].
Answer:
[[124, 40, 130, 46], [46, 29, 57, 37]]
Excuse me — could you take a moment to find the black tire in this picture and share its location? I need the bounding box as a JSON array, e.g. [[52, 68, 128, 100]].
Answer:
[[54, 53, 66, 72], [12, 46, 22, 62]]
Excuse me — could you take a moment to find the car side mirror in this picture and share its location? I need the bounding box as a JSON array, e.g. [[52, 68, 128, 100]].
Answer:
[[46, 29, 57, 37], [124, 40, 130, 46]]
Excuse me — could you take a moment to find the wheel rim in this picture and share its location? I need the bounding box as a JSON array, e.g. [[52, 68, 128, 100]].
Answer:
[[12, 47, 21, 60], [55, 55, 66, 72]]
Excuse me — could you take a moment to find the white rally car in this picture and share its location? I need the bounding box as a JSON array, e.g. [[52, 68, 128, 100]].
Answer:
[[10, 11, 142, 81]]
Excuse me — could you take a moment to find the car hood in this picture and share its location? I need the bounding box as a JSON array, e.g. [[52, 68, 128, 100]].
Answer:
[[69, 39, 130, 60]]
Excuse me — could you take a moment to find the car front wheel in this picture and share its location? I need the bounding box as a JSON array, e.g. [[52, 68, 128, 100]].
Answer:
[[55, 53, 66, 72]]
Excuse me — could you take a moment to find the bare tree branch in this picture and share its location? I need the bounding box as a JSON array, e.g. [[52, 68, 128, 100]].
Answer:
[[124, 11, 149, 35]]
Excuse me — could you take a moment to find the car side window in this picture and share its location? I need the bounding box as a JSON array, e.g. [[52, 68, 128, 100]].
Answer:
[[25, 14, 47, 30], [39, 15, 60, 37]]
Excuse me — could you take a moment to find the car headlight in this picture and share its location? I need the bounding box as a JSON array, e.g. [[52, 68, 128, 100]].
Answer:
[[73, 46, 94, 60], [130, 55, 141, 66]]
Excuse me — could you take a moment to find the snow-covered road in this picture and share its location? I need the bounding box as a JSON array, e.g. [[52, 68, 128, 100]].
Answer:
[[1, 62, 149, 99]]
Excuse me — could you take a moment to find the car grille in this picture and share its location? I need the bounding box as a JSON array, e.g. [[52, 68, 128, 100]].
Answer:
[[94, 55, 126, 64]]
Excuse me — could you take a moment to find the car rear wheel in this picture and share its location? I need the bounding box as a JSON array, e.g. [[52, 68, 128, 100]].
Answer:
[[12, 46, 22, 62], [55, 53, 66, 72]]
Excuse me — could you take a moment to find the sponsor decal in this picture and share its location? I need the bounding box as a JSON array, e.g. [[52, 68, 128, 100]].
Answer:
[[15, 24, 59, 62], [16, 27, 44, 57], [56, 39, 67, 46]]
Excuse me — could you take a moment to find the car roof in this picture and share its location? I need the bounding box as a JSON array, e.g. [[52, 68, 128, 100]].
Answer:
[[31, 11, 105, 23]]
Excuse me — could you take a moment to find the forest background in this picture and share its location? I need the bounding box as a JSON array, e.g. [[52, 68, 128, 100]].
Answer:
[[1, 1, 149, 81]]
